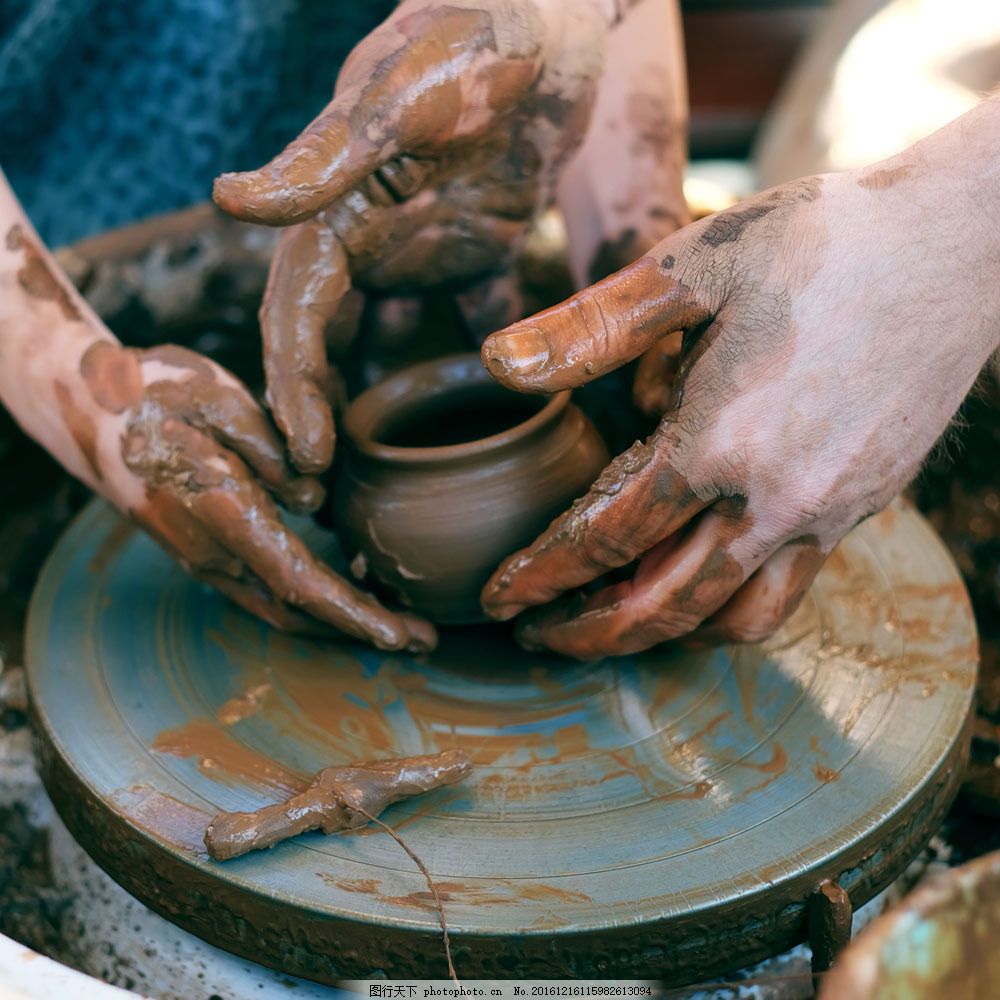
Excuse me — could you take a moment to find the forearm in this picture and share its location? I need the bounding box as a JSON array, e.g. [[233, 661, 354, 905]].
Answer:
[[0, 170, 127, 498], [872, 94, 1000, 362], [557, 0, 688, 286]]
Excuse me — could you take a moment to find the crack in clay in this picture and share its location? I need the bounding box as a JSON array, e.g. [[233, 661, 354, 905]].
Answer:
[[366, 518, 425, 581]]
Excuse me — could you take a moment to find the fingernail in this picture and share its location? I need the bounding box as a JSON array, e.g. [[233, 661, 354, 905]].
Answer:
[[484, 602, 526, 622], [213, 171, 272, 221], [405, 619, 438, 654], [212, 173, 247, 211], [283, 477, 325, 514], [483, 327, 550, 380]]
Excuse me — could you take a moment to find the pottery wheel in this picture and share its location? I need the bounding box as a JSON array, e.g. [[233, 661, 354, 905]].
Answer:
[[26, 498, 975, 985]]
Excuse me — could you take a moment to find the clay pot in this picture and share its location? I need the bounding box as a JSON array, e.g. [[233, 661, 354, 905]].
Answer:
[[820, 849, 1000, 999], [335, 353, 609, 624]]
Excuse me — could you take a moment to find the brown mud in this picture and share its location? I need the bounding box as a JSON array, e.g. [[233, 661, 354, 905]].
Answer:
[[152, 718, 307, 796], [217, 683, 272, 725], [6, 224, 83, 322], [203, 749, 471, 861]]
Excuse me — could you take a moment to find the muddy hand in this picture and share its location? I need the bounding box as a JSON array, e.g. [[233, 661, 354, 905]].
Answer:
[[479, 97, 1000, 658], [0, 173, 433, 652], [86, 343, 436, 652], [213, 0, 617, 474]]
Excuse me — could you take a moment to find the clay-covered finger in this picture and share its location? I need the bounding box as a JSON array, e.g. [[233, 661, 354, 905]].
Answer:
[[123, 418, 436, 652], [212, 6, 515, 226], [196, 570, 329, 635], [133, 494, 320, 630], [481, 430, 714, 620], [515, 513, 758, 660], [690, 540, 826, 646], [213, 102, 392, 226], [134, 486, 244, 579], [260, 222, 352, 474], [135, 344, 325, 509], [190, 471, 437, 651], [481, 252, 712, 393], [142, 377, 324, 514]]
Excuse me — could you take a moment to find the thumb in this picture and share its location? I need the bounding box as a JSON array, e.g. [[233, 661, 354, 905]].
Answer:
[[214, 6, 526, 227], [213, 102, 391, 226], [481, 249, 713, 393]]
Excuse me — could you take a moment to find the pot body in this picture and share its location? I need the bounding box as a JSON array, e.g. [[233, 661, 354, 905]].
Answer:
[[821, 849, 1000, 1000], [335, 355, 609, 624]]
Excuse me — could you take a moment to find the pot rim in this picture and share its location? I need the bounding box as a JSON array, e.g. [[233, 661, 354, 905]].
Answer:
[[341, 352, 570, 465]]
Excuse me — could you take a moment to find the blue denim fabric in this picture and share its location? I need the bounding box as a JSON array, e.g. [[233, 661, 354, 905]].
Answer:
[[0, 0, 393, 245]]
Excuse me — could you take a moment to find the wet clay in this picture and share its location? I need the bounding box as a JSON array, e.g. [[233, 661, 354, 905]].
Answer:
[[112, 785, 215, 856], [74, 339, 431, 652], [203, 749, 471, 861], [217, 683, 272, 726], [153, 718, 306, 796], [337, 354, 608, 623], [6, 224, 83, 323]]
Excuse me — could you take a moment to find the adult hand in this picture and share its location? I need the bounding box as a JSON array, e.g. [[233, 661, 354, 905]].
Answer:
[[0, 173, 435, 653], [213, 0, 615, 475], [479, 100, 1000, 658], [84, 343, 436, 650]]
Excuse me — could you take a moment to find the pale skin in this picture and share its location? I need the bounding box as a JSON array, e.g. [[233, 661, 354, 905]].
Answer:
[[213, 0, 688, 474], [481, 95, 1000, 659]]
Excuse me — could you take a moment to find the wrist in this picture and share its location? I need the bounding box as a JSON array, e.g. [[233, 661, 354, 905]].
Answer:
[[0, 172, 123, 495], [936, 98, 1000, 357]]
